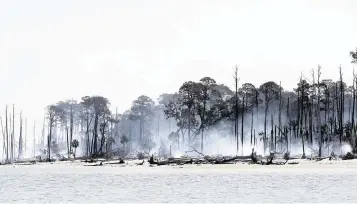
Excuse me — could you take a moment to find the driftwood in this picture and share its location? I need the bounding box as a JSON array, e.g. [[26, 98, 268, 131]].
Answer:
[[148, 148, 289, 166]]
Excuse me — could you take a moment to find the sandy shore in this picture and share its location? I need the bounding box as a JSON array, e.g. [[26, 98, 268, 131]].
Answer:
[[2, 158, 357, 174]]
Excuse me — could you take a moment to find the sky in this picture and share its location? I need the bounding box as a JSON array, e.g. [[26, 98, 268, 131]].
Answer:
[[0, 0, 357, 124]]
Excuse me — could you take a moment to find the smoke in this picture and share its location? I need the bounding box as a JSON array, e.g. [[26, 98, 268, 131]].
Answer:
[[149, 107, 355, 158]]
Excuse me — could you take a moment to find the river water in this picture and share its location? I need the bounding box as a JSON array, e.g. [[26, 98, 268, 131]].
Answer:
[[1, 162, 356, 203]]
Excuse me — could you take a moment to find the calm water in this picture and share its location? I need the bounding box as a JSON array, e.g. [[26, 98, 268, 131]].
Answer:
[[1, 163, 356, 203]]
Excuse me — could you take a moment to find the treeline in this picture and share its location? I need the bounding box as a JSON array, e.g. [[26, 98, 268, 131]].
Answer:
[[2, 49, 357, 162]]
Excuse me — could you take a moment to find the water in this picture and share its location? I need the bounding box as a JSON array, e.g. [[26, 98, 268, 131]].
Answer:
[[1, 162, 357, 203]]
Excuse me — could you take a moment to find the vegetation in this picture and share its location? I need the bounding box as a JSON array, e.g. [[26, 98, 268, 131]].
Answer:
[[1, 49, 357, 162]]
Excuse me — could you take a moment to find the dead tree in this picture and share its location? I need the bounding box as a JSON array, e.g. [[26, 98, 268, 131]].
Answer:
[[278, 82, 283, 151], [12, 105, 15, 162], [241, 95, 244, 154], [5, 106, 9, 162], [250, 112, 254, 146], [234, 66, 239, 154], [316, 66, 322, 157], [18, 112, 23, 159]]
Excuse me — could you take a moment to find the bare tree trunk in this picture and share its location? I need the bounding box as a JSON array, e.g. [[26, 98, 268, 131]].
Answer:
[[271, 114, 274, 151], [334, 83, 340, 137], [86, 112, 90, 157], [70, 104, 74, 155], [317, 66, 322, 157], [201, 100, 206, 153], [139, 118, 142, 141], [339, 66, 344, 145], [5, 106, 9, 162], [66, 126, 70, 158], [12, 105, 15, 162], [188, 106, 191, 147], [1, 117, 5, 160], [353, 73, 357, 152], [241, 95, 244, 154], [48, 121, 52, 161], [18, 112, 23, 159], [309, 102, 313, 145], [42, 115, 46, 148], [33, 121, 36, 158], [157, 114, 160, 142], [251, 112, 253, 146], [24, 118, 27, 158], [234, 66, 239, 154], [264, 104, 268, 154], [10, 113, 13, 162], [287, 97, 290, 152], [93, 113, 99, 155], [278, 82, 282, 151], [274, 125, 277, 152]]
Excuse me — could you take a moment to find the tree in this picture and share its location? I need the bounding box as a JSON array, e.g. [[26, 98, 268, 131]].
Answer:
[[233, 67, 239, 153], [179, 81, 200, 146], [120, 134, 129, 150], [56, 100, 80, 158], [296, 78, 311, 157], [259, 81, 281, 152], [316, 66, 322, 157], [350, 48, 357, 64], [351, 48, 357, 152], [80, 96, 110, 157], [164, 93, 198, 148], [71, 139, 79, 158], [239, 83, 259, 152], [196, 77, 217, 152], [129, 95, 155, 142], [46, 104, 64, 161]]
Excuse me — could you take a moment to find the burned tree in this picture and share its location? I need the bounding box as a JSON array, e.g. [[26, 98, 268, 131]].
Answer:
[[259, 81, 280, 153], [46, 104, 64, 161]]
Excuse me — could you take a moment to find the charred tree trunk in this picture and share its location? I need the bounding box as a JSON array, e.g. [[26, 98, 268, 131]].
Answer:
[[234, 66, 239, 154], [86, 112, 90, 157], [271, 114, 274, 151], [251, 112, 253, 146], [339, 67, 344, 145], [48, 121, 52, 161], [241, 95, 244, 154], [287, 97, 290, 151], [93, 113, 99, 155], [201, 100, 206, 153], [18, 112, 23, 159], [33, 121, 36, 158], [66, 126, 70, 158], [12, 105, 15, 162], [278, 82, 282, 151], [309, 102, 313, 145], [264, 103, 268, 154], [5, 106, 9, 162], [24, 118, 27, 158], [70, 104, 74, 155], [274, 125, 277, 152], [315, 66, 322, 157]]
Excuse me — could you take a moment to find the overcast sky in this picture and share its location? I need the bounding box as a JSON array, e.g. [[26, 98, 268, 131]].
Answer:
[[1, 0, 357, 123]]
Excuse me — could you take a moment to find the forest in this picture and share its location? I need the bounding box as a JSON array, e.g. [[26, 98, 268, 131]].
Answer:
[[1, 49, 357, 163]]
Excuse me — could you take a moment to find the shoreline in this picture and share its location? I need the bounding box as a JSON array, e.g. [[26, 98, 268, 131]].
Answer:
[[2, 158, 357, 174]]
